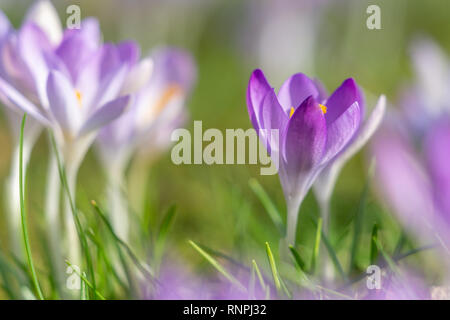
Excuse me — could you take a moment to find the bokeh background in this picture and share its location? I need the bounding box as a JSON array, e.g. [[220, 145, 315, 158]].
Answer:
[[1, 0, 449, 298]]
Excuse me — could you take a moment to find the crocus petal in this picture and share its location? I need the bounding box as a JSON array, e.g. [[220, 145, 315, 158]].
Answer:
[[78, 95, 130, 136], [372, 130, 435, 240], [314, 95, 386, 204], [56, 22, 100, 82], [46, 71, 81, 135], [425, 120, 450, 223], [325, 78, 364, 125], [247, 69, 271, 131], [150, 47, 196, 93], [258, 89, 288, 154], [24, 0, 63, 45], [94, 64, 129, 109], [117, 40, 140, 67], [0, 10, 11, 40], [283, 96, 327, 176], [121, 57, 153, 95], [0, 76, 50, 125], [277, 73, 320, 114], [18, 23, 55, 109], [321, 101, 361, 164]]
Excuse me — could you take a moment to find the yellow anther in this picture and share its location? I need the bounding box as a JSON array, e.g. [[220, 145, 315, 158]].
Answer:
[[75, 90, 82, 108], [154, 84, 183, 115], [319, 104, 327, 114], [289, 107, 295, 118]]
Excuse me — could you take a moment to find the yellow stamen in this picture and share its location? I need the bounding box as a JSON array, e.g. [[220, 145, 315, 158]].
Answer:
[[75, 90, 82, 108], [319, 104, 327, 114], [289, 107, 295, 118], [154, 84, 183, 115]]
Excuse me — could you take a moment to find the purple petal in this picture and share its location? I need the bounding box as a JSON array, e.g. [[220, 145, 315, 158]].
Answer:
[[18, 23, 61, 108], [0, 76, 50, 125], [46, 71, 81, 134], [283, 96, 327, 174], [0, 10, 11, 40], [258, 89, 288, 153], [277, 73, 320, 113], [55, 20, 100, 82], [117, 40, 140, 67], [150, 47, 196, 93], [324, 78, 364, 126], [79, 95, 130, 136], [94, 64, 129, 109], [246, 69, 271, 131], [372, 130, 435, 239], [425, 120, 450, 223], [321, 101, 361, 164]]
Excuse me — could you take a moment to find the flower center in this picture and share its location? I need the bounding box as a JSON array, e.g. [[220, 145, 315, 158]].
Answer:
[[154, 84, 183, 115], [289, 104, 327, 118]]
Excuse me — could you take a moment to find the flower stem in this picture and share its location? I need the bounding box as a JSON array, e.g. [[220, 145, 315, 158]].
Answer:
[[286, 196, 302, 246], [64, 164, 81, 266], [319, 199, 334, 282], [44, 151, 64, 288]]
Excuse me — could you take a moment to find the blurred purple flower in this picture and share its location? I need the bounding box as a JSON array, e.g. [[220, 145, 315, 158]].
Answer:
[[373, 119, 450, 249], [247, 69, 363, 244], [97, 47, 196, 170], [0, 0, 66, 257], [0, 0, 137, 265], [398, 37, 450, 136], [95, 47, 196, 240]]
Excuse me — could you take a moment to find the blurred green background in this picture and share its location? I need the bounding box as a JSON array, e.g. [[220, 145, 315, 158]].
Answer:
[[0, 0, 449, 297]]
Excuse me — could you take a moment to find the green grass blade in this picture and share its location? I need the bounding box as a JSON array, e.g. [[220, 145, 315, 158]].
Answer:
[[288, 245, 306, 272], [375, 238, 400, 274], [321, 231, 347, 281], [349, 178, 370, 272], [251, 259, 266, 292], [189, 240, 246, 291], [91, 200, 155, 283], [249, 179, 285, 236], [19, 114, 44, 300], [65, 261, 105, 300], [154, 205, 177, 270], [310, 217, 323, 274], [370, 224, 379, 265], [264, 242, 281, 293]]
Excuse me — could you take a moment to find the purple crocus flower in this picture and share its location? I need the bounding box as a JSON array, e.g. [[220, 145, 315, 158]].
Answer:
[[0, 0, 64, 258], [373, 119, 450, 251], [96, 47, 196, 240], [0, 3, 135, 264], [247, 69, 362, 244]]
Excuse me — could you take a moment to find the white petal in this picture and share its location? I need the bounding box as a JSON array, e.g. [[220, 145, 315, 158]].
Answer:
[[25, 0, 63, 45], [121, 57, 153, 95]]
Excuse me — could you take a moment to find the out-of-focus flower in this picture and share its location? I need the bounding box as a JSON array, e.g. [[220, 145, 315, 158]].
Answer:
[[0, 1, 135, 265], [96, 47, 196, 240], [399, 37, 450, 135], [372, 119, 450, 249], [373, 38, 450, 255], [0, 0, 62, 257], [247, 69, 362, 244]]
